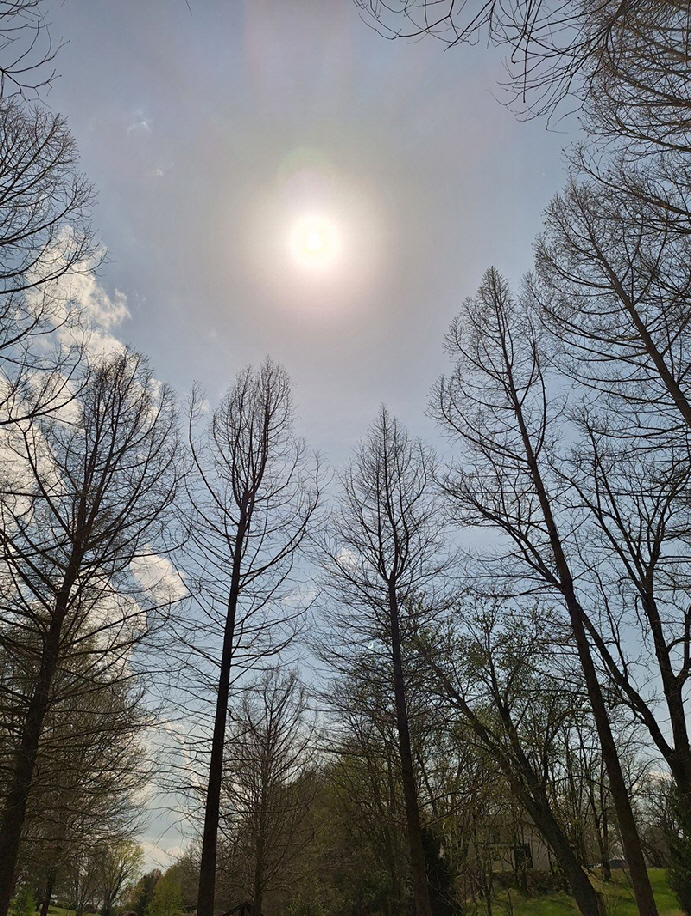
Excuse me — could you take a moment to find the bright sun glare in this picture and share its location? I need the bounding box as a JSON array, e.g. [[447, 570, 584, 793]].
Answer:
[[289, 215, 341, 270]]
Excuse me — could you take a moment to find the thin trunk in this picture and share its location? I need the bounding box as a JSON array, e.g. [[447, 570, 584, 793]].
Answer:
[[512, 396, 658, 916], [40, 870, 56, 916], [251, 820, 265, 916], [426, 651, 604, 916], [601, 802, 612, 883], [388, 584, 433, 916], [198, 519, 246, 916], [0, 564, 78, 916], [251, 769, 268, 916]]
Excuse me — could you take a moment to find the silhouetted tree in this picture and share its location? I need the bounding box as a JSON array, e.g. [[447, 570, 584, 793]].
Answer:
[[0, 349, 180, 916], [320, 406, 449, 916], [186, 359, 320, 916], [433, 268, 657, 916]]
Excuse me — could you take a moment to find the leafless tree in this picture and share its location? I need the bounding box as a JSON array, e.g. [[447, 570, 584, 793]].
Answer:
[[0, 1, 58, 100], [355, 0, 691, 131], [0, 96, 96, 427], [0, 98, 95, 297], [418, 597, 608, 916], [530, 170, 691, 820], [320, 406, 451, 916], [432, 268, 658, 916], [555, 417, 691, 824], [219, 668, 314, 916], [534, 177, 691, 441], [0, 349, 180, 916], [583, 1, 691, 159], [183, 358, 320, 916]]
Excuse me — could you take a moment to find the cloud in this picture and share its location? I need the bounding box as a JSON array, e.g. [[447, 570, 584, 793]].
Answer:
[[127, 110, 153, 134], [140, 841, 185, 870], [53, 259, 130, 358], [22, 231, 131, 359], [131, 553, 187, 605]]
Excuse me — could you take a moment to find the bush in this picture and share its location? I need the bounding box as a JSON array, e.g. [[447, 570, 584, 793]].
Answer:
[[10, 887, 35, 916]]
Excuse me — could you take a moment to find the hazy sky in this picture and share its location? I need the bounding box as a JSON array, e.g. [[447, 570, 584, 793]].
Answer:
[[41, 0, 579, 865], [45, 0, 575, 464]]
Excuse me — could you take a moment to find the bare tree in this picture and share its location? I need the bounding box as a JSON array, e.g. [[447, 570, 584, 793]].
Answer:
[[320, 406, 450, 916], [219, 668, 314, 916], [0, 349, 180, 916], [557, 416, 691, 822], [534, 177, 691, 440], [0, 96, 96, 427], [0, 98, 95, 297], [418, 597, 608, 916], [531, 172, 691, 819], [355, 0, 691, 131], [583, 1, 691, 159], [0, 1, 58, 100], [183, 358, 320, 916], [433, 268, 658, 916]]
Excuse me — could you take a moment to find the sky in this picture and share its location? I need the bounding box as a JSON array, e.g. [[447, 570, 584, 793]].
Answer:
[[44, 0, 575, 466], [40, 0, 580, 866]]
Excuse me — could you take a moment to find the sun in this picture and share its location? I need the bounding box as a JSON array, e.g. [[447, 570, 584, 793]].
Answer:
[[289, 215, 341, 270]]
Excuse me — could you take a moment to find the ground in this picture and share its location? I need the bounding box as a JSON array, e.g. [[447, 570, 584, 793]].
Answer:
[[491, 869, 681, 916], [42, 871, 682, 916]]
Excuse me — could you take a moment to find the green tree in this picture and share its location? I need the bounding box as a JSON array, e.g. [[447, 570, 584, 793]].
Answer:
[[147, 871, 182, 916]]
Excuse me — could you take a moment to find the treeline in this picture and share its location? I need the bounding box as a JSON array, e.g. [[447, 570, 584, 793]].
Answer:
[[2, 3, 691, 916]]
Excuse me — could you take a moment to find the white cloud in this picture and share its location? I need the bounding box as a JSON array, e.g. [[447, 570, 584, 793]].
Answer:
[[127, 110, 153, 134], [131, 553, 187, 605], [140, 841, 185, 870], [23, 232, 131, 359]]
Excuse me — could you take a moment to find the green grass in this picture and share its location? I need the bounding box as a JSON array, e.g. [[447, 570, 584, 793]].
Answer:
[[483, 869, 682, 916], [35, 873, 684, 916]]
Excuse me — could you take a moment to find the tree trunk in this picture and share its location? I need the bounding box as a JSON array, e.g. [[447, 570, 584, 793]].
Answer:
[[40, 870, 56, 916], [511, 386, 659, 916], [197, 594, 238, 916], [197, 522, 245, 916], [388, 584, 433, 916], [251, 793, 266, 916], [0, 580, 74, 916]]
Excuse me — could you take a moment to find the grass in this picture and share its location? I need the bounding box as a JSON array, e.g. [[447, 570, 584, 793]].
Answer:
[[36, 872, 684, 916], [484, 869, 682, 916]]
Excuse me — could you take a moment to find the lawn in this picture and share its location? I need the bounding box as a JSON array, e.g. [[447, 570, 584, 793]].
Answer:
[[38, 874, 684, 916], [488, 869, 682, 916]]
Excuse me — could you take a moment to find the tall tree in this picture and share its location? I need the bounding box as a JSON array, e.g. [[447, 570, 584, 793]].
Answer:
[[220, 668, 314, 916], [186, 359, 320, 916], [534, 177, 691, 825], [0, 349, 180, 916], [433, 268, 658, 916], [321, 406, 449, 916]]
